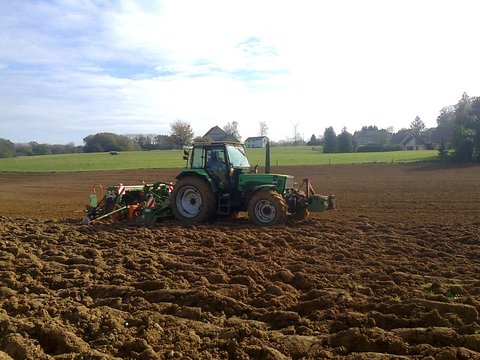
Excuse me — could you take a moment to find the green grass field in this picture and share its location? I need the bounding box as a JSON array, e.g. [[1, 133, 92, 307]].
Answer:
[[0, 147, 439, 173]]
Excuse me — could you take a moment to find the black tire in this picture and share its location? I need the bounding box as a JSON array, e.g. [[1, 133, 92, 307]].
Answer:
[[247, 190, 287, 226], [171, 176, 215, 224]]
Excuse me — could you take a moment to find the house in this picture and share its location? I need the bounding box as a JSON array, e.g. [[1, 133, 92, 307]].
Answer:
[[353, 129, 391, 146], [389, 129, 410, 145], [393, 132, 426, 150], [402, 135, 426, 150], [245, 136, 269, 148], [203, 126, 239, 143]]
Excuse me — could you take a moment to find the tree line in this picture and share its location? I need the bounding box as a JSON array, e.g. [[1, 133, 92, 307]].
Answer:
[[0, 139, 82, 158], [0, 120, 247, 158], [1, 93, 479, 161], [0, 120, 191, 158], [303, 93, 479, 162]]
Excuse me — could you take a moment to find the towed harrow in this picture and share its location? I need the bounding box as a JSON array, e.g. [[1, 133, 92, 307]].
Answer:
[[82, 182, 174, 225]]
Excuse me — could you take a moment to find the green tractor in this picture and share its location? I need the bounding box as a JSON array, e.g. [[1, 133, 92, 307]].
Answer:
[[170, 141, 334, 225]]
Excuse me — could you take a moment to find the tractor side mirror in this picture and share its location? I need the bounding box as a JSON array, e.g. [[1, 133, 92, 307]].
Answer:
[[254, 164, 259, 173]]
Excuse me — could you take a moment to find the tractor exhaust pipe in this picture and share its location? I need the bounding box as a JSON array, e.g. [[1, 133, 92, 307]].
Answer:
[[265, 140, 271, 174]]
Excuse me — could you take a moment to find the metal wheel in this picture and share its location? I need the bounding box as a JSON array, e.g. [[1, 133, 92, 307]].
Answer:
[[254, 199, 277, 223], [248, 190, 287, 226], [171, 176, 215, 224], [176, 185, 203, 218]]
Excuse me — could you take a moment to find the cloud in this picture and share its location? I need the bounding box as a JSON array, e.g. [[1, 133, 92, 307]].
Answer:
[[1, 0, 480, 145]]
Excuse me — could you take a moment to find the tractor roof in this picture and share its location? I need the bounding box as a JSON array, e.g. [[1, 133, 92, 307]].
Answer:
[[192, 141, 244, 146]]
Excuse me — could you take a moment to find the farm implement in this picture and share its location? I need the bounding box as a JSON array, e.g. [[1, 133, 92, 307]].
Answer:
[[82, 182, 173, 225], [83, 141, 334, 226]]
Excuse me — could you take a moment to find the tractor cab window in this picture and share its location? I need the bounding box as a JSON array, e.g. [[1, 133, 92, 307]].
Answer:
[[191, 147, 204, 168], [205, 147, 226, 170], [205, 147, 228, 186], [226, 144, 250, 168]]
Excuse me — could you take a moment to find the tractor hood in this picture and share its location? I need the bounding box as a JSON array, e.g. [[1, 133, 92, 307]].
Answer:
[[238, 173, 294, 194]]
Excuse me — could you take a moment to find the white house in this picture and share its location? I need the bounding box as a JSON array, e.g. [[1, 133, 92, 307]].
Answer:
[[401, 134, 426, 150], [245, 136, 269, 148]]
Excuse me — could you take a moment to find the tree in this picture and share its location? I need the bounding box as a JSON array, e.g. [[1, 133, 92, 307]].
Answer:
[[410, 116, 426, 136], [223, 121, 241, 142], [452, 126, 475, 162], [0, 138, 15, 158], [259, 121, 268, 137], [437, 106, 455, 128], [29, 141, 51, 155], [134, 134, 156, 150], [83, 133, 139, 153], [170, 120, 194, 148], [437, 139, 448, 160], [306, 134, 321, 146], [451, 93, 480, 162], [155, 135, 175, 150], [15, 143, 33, 156], [337, 127, 354, 153], [292, 123, 301, 145], [323, 127, 337, 153]]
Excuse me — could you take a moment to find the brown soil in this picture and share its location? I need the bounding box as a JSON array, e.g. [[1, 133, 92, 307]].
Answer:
[[1, 163, 479, 359]]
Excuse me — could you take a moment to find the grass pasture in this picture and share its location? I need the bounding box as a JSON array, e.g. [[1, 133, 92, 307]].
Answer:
[[0, 147, 438, 173]]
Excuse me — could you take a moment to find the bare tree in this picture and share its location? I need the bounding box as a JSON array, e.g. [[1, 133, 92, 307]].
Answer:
[[223, 121, 242, 141], [259, 121, 268, 137], [293, 123, 300, 143]]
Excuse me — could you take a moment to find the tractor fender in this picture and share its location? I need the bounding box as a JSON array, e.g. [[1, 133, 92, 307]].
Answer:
[[175, 172, 219, 193], [245, 184, 277, 205]]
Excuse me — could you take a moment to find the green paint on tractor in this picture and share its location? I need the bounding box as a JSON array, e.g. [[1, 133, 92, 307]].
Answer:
[[83, 140, 334, 226]]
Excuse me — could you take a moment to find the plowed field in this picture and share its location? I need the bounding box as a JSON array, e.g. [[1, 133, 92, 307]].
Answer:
[[1, 164, 479, 359]]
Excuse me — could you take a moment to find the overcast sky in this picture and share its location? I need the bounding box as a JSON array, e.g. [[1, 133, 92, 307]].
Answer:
[[1, 0, 479, 145]]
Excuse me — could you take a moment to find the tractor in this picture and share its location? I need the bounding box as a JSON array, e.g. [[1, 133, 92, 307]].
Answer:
[[83, 141, 334, 226], [170, 141, 334, 225]]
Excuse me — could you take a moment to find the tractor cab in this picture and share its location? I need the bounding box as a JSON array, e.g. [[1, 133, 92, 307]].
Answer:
[[187, 142, 251, 190]]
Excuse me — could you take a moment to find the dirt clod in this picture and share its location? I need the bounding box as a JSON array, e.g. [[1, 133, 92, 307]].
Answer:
[[0, 164, 479, 358]]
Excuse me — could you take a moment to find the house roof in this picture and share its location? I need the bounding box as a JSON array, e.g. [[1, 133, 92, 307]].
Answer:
[[245, 136, 269, 141], [203, 126, 239, 142], [400, 134, 425, 146], [353, 129, 391, 145], [390, 130, 410, 145]]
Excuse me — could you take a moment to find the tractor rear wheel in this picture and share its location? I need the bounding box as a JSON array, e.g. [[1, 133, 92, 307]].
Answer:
[[248, 190, 287, 226], [171, 176, 215, 224]]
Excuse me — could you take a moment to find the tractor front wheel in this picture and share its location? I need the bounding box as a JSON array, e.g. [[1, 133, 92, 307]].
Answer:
[[248, 190, 287, 226], [171, 177, 215, 225]]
